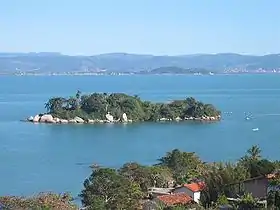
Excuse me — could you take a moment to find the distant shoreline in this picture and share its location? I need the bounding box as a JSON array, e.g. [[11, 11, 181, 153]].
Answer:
[[1, 53, 280, 77], [1, 72, 280, 76]]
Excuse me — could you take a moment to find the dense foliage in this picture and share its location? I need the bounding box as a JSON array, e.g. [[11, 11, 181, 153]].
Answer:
[[0, 193, 77, 210], [80, 168, 143, 209], [45, 91, 221, 121], [119, 162, 174, 194], [3, 145, 278, 209], [79, 145, 280, 210], [157, 149, 206, 184], [200, 162, 251, 206], [201, 145, 280, 208]]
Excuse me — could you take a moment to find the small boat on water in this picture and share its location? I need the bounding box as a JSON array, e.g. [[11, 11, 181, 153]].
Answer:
[[252, 128, 259, 132]]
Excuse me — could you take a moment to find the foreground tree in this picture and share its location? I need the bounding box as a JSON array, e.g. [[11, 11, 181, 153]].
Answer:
[[267, 175, 280, 208], [119, 162, 152, 194], [80, 168, 143, 210], [236, 193, 260, 209], [119, 162, 173, 194], [157, 149, 205, 184], [202, 145, 278, 207], [200, 162, 250, 207], [0, 193, 77, 210], [247, 145, 262, 160], [239, 145, 275, 177]]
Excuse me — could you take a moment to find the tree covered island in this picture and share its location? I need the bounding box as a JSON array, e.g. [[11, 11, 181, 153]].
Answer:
[[27, 91, 221, 124]]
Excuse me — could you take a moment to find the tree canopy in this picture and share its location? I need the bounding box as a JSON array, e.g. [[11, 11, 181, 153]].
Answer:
[[0, 193, 77, 210], [79, 145, 280, 209], [45, 91, 221, 121], [201, 145, 278, 208], [239, 145, 275, 178], [80, 168, 143, 210], [157, 149, 206, 184], [119, 162, 173, 194]]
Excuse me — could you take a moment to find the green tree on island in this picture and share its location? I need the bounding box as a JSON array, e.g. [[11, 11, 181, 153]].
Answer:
[[44, 92, 221, 122]]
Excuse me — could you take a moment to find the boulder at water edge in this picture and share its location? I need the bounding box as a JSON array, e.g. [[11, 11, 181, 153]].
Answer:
[[28, 116, 34, 122], [68, 119, 76, 123], [74, 116, 84, 123], [40, 114, 55, 123], [122, 113, 128, 122], [175, 117, 182, 121], [105, 113, 114, 122], [54, 117, 60, 123], [33, 115, 40, 122]]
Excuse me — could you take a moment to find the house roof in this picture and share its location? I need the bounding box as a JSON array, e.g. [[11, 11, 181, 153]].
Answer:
[[227, 173, 279, 186], [156, 193, 193, 206], [243, 173, 277, 183], [183, 182, 205, 192]]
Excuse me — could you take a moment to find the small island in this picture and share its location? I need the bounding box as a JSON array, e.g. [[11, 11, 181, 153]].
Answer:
[[26, 91, 221, 124]]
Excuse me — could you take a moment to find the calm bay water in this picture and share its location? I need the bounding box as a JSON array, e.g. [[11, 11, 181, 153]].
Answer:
[[1, 75, 280, 198]]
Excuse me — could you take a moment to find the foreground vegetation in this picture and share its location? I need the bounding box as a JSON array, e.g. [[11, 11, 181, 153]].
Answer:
[[79, 145, 280, 209], [43, 91, 221, 122], [2, 145, 279, 209], [0, 193, 77, 210]]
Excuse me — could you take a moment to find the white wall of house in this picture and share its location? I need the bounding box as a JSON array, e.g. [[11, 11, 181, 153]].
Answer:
[[193, 191, 201, 203], [174, 187, 201, 203]]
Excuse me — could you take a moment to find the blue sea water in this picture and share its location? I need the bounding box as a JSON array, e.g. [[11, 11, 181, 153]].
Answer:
[[0, 75, 280, 198]]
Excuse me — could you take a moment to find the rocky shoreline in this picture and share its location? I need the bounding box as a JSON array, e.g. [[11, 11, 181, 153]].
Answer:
[[25, 113, 221, 124]]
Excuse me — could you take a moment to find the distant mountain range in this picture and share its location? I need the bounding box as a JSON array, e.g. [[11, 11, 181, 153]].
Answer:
[[0, 52, 280, 75]]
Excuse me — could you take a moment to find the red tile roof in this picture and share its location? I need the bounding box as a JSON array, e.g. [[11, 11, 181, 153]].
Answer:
[[157, 193, 193, 206], [183, 182, 205, 192]]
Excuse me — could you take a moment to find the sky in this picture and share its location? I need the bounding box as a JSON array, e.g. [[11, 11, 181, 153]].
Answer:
[[0, 0, 280, 55]]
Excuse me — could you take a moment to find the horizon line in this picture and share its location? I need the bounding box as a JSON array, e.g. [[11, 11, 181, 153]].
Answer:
[[0, 52, 279, 57]]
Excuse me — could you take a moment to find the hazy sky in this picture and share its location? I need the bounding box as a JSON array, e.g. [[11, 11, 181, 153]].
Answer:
[[1, 0, 279, 55]]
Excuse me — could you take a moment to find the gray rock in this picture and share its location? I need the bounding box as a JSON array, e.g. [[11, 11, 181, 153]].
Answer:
[[40, 114, 54, 123], [105, 113, 114, 122], [27, 116, 34, 121], [74, 116, 84, 123], [60, 119, 68, 123], [33, 114, 40, 122], [210, 116, 216, 120], [122, 113, 128, 122], [175, 117, 182, 121], [54, 117, 60, 123]]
